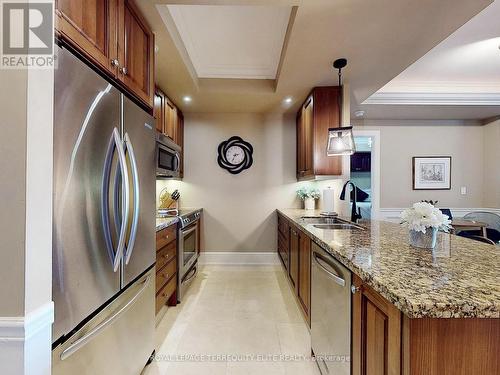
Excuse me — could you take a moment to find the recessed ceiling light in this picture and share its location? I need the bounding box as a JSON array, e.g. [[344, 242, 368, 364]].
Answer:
[[354, 110, 365, 118], [183, 96, 192, 103], [284, 97, 293, 104]]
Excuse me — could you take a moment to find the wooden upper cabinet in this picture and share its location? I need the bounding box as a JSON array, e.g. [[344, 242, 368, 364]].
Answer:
[[154, 88, 165, 133], [118, 0, 155, 109], [164, 100, 177, 141], [352, 274, 402, 375], [302, 97, 314, 177], [56, 0, 154, 110], [296, 86, 342, 180], [55, 0, 118, 76]]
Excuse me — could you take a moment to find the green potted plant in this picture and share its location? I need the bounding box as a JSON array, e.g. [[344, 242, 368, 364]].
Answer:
[[297, 187, 321, 210]]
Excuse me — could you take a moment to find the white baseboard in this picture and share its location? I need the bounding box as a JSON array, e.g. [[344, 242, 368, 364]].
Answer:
[[199, 252, 280, 265], [379, 207, 500, 222], [0, 302, 54, 375]]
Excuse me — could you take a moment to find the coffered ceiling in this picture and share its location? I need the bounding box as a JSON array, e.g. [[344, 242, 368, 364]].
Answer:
[[135, 0, 494, 120]]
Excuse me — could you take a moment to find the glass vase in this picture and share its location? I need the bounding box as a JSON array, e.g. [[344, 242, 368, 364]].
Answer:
[[409, 227, 437, 249]]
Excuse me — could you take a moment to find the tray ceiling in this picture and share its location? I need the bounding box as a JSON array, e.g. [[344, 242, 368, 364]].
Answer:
[[160, 5, 292, 79], [364, 0, 500, 107]]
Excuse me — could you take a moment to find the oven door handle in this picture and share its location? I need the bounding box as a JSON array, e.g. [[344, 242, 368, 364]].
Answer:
[[183, 266, 197, 284], [182, 225, 197, 237]]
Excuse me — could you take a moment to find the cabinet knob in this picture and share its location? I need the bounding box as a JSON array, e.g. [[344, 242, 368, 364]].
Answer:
[[351, 285, 361, 294], [120, 66, 128, 75], [110, 59, 119, 67]]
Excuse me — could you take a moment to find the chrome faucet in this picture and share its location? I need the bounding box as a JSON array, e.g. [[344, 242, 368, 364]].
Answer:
[[339, 180, 362, 223]]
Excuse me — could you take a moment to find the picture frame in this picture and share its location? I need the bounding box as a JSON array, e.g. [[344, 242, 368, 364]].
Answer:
[[412, 156, 451, 190]]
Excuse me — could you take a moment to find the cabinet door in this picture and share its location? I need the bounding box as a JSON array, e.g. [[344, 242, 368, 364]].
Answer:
[[154, 89, 165, 133], [298, 231, 311, 322], [296, 109, 304, 177], [118, 0, 154, 109], [55, 0, 118, 76], [312, 87, 342, 175], [352, 275, 401, 375], [177, 111, 184, 177], [302, 97, 314, 177], [164, 100, 177, 141], [289, 227, 299, 291]]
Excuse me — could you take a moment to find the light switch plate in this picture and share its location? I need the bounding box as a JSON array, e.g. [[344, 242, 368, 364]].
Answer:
[[460, 186, 467, 195]]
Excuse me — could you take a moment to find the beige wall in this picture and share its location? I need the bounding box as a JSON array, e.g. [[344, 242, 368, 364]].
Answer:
[[0, 70, 28, 316], [157, 112, 346, 252], [0, 68, 53, 318], [483, 119, 500, 208], [355, 120, 486, 208]]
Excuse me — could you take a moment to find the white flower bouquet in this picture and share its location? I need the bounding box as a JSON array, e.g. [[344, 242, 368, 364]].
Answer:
[[401, 202, 451, 233], [401, 202, 452, 249], [297, 187, 320, 210]]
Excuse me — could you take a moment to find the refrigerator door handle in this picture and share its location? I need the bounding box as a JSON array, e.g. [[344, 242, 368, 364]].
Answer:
[[59, 274, 152, 361], [114, 128, 130, 271], [101, 127, 129, 271], [123, 132, 140, 264]]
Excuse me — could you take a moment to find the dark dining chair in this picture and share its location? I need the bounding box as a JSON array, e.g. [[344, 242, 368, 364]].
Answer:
[[457, 232, 496, 245], [439, 208, 453, 220]]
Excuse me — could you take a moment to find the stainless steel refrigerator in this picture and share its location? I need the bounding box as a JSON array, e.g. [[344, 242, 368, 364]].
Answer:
[[52, 45, 155, 374]]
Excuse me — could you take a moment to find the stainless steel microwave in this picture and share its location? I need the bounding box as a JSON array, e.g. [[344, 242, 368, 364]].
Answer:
[[156, 133, 181, 178]]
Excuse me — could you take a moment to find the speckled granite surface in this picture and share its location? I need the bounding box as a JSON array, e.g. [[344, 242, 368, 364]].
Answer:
[[278, 209, 500, 319], [156, 216, 178, 232], [156, 208, 203, 232]]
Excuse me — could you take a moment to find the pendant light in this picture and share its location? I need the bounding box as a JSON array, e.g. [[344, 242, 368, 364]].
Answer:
[[327, 58, 356, 156]]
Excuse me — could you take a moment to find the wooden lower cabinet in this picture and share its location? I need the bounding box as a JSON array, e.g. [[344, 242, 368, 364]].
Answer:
[[277, 213, 311, 325], [297, 233, 311, 322], [352, 274, 500, 375], [155, 225, 178, 314], [289, 226, 299, 291], [277, 213, 289, 270], [352, 274, 402, 375]]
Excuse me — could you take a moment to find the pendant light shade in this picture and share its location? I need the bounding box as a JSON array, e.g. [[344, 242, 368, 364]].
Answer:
[[327, 126, 356, 156], [327, 58, 356, 156]]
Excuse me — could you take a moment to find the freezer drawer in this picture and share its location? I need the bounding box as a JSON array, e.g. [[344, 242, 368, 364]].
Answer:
[[52, 269, 155, 375]]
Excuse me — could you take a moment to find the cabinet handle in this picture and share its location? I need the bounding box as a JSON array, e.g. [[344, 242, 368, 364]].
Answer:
[[110, 59, 119, 67], [120, 66, 128, 75], [351, 285, 361, 294]]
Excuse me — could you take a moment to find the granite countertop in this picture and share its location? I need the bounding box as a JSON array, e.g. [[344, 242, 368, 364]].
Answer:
[[278, 208, 500, 319], [155, 208, 203, 232], [155, 216, 179, 232]]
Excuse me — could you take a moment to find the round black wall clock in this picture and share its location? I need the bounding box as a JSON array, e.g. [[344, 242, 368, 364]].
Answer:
[[217, 136, 253, 174]]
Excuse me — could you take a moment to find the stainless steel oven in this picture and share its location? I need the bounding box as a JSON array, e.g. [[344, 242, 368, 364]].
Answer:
[[156, 133, 181, 178], [178, 210, 201, 301]]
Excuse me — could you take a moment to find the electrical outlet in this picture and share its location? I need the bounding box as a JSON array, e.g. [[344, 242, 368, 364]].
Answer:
[[460, 186, 467, 195]]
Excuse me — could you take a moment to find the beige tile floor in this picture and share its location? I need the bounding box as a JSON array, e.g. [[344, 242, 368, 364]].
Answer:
[[143, 265, 320, 375]]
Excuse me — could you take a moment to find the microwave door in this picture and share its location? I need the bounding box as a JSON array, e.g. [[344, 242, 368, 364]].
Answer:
[[157, 144, 180, 177]]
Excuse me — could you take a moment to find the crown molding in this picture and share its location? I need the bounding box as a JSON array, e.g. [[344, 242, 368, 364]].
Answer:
[[363, 92, 500, 106]]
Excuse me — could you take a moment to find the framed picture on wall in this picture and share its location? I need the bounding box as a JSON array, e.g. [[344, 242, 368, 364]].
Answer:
[[412, 156, 451, 190]]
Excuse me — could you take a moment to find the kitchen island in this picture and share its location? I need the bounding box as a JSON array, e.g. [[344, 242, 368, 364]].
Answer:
[[277, 209, 499, 375]]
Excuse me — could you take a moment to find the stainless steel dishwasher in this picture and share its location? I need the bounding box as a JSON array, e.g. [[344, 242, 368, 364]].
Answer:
[[311, 242, 351, 375]]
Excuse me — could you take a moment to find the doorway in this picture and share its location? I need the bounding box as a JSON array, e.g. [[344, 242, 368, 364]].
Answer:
[[351, 130, 380, 219]]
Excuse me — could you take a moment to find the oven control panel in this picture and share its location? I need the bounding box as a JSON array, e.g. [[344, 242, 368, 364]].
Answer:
[[180, 211, 201, 228]]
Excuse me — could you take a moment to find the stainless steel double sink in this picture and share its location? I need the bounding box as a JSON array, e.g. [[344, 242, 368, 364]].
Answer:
[[299, 216, 365, 231]]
